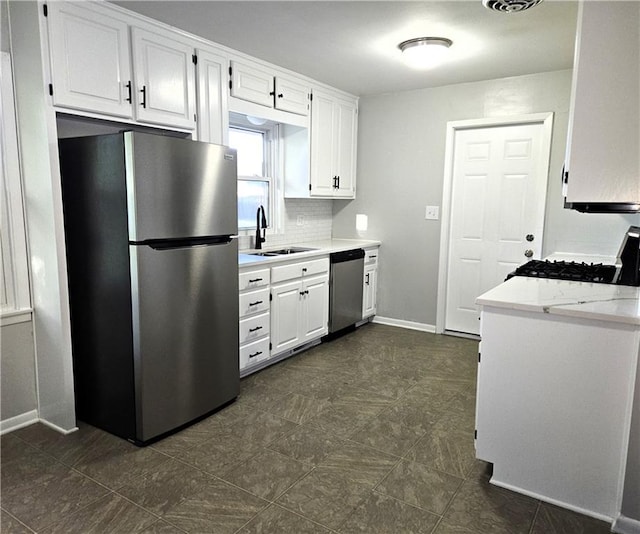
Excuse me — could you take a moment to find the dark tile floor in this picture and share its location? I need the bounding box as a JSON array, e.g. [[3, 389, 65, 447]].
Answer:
[[1, 324, 612, 533]]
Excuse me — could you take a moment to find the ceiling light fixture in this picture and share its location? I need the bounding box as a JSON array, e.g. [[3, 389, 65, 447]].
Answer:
[[482, 0, 543, 13], [398, 37, 453, 69]]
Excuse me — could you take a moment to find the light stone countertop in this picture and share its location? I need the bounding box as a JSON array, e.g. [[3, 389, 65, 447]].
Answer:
[[476, 276, 640, 326], [238, 238, 381, 267]]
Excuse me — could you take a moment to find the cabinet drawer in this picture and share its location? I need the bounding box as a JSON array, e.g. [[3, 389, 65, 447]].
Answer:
[[240, 337, 270, 369], [239, 268, 270, 290], [239, 312, 270, 344], [364, 248, 379, 266], [239, 287, 270, 317], [271, 257, 329, 284]]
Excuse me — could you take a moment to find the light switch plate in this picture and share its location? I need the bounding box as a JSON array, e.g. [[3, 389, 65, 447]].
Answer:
[[425, 205, 439, 220], [296, 215, 305, 226]]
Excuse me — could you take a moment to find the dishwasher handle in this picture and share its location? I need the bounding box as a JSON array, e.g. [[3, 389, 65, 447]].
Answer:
[[330, 248, 365, 264]]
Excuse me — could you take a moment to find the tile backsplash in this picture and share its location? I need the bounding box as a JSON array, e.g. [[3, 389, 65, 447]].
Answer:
[[238, 199, 333, 250]]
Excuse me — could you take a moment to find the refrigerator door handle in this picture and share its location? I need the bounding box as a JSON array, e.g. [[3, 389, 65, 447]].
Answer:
[[143, 236, 236, 251]]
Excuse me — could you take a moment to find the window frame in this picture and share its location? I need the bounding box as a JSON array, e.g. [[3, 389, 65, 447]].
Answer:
[[1, 52, 32, 324], [230, 123, 283, 235]]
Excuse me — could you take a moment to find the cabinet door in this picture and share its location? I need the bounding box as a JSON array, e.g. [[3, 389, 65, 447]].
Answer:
[[196, 49, 229, 144], [334, 98, 357, 198], [132, 28, 196, 130], [275, 75, 310, 116], [230, 61, 274, 108], [271, 280, 303, 356], [565, 2, 640, 205], [310, 90, 336, 196], [301, 273, 329, 342], [363, 265, 377, 318], [47, 2, 133, 118]]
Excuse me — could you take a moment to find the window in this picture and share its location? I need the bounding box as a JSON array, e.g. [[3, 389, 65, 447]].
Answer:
[[229, 126, 274, 231], [1, 52, 31, 323]]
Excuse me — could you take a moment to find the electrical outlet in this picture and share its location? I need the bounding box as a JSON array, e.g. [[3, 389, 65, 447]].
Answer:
[[296, 215, 305, 226], [425, 206, 439, 220]]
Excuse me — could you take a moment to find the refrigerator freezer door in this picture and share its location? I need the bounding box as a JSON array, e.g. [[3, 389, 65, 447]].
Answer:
[[130, 239, 239, 442], [125, 132, 238, 242]]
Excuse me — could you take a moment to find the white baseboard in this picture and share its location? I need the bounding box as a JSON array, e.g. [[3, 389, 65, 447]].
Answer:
[[0, 410, 78, 436], [39, 418, 78, 435], [0, 409, 38, 435], [613, 515, 640, 534], [490, 478, 613, 524], [372, 316, 436, 333]]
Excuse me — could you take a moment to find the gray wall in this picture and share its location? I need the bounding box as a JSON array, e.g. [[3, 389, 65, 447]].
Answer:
[[333, 69, 640, 326], [1, 322, 37, 421]]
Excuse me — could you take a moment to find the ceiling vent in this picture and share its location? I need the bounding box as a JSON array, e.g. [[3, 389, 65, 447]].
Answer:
[[482, 0, 543, 13]]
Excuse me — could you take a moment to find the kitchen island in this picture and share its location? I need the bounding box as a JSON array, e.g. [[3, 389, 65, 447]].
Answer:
[[475, 276, 640, 527]]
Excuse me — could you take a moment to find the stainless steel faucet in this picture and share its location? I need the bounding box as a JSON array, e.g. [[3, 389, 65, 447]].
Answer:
[[255, 205, 267, 249]]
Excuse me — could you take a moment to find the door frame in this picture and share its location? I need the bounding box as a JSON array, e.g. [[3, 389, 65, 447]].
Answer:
[[435, 113, 554, 335]]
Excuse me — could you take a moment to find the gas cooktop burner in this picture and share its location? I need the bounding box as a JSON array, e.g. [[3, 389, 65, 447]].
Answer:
[[509, 260, 617, 284]]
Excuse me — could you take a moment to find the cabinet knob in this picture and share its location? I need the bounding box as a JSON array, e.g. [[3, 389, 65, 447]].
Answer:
[[524, 249, 534, 258], [277, 93, 283, 98]]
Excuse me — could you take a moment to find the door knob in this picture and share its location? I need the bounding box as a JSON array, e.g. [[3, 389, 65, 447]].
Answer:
[[526, 234, 534, 242], [524, 249, 533, 258]]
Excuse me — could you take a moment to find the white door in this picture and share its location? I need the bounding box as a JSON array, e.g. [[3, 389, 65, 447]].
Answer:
[[196, 48, 228, 145], [334, 98, 357, 198], [445, 121, 551, 335], [47, 2, 133, 118], [301, 274, 329, 342], [274, 75, 309, 116], [270, 280, 303, 355], [310, 90, 336, 196], [363, 265, 377, 319], [230, 60, 274, 108], [132, 28, 196, 130]]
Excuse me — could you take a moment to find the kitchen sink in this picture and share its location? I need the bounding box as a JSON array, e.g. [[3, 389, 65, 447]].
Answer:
[[250, 247, 318, 257]]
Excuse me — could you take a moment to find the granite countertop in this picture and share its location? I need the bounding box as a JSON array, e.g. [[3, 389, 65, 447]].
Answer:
[[476, 277, 640, 326], [238, 238, 381, 267]]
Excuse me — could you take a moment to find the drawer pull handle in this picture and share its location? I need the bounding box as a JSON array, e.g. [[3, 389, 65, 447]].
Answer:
[[248, 326, 263, 332], [369, 255, 377, 259], [249, 351, 262, 358], [249, 300, 263, 306], [249, 278, 263, 283]]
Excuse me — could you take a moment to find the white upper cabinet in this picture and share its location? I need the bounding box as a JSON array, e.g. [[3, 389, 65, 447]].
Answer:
[[46, 3, 197, 130], [274, 75, 311, 116], [310, 88, 358, 198], [230, 60, 274, 108], [47, 2, 133, 118], [564, 1, 640, 211], [195, 48, 228, 145], [230, 60, 310, 116], [131, 28, 196, 130]]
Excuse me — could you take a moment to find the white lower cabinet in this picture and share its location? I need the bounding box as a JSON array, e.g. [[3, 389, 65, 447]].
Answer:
[[476, 306, 639, 518], [270, 258, 329, 358], [238, 257, 329, 374], [238, 267, 270, 372], [362, 246, 379, 319]]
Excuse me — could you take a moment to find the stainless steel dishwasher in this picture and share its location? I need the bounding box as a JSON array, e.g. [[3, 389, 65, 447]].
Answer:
[[329, 248, 365, 334]]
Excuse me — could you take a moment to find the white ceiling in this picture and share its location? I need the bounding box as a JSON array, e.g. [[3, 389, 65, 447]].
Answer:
[[112, 1, 579, 96]]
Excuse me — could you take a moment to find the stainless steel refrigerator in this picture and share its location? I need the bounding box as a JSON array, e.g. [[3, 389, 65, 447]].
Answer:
[[59, 131, 239, 445]]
